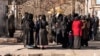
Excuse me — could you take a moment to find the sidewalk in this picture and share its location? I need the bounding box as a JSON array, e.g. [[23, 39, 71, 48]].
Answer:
[[0, 41, 100, 56]]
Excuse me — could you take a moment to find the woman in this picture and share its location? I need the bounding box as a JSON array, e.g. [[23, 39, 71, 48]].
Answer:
[[39, 15, 48, 49], [81, 18, 89, 47], [72, 16, 83, 49]]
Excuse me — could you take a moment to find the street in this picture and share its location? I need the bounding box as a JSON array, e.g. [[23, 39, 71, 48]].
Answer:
[[0, 41, 100, 56]]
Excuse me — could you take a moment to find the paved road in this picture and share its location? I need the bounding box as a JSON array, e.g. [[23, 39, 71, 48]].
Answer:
[[0, 41, 100, 56]]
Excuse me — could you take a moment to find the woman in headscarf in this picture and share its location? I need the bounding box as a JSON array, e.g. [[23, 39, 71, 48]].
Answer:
[[72, 16, 83, 49], [39, 15, 48, 49], [81, 16, 89, 47]]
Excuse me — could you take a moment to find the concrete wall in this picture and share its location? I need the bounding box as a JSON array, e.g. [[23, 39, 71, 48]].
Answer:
[[0, 0, 8, 36]]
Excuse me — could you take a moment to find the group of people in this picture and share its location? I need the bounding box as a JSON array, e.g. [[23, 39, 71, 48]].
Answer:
[[22, 12, 48, 49], [21, 12, 99, 49]]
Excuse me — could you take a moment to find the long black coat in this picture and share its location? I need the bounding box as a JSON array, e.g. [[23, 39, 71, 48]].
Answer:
[[39, 19, 48, 45], [22, 13, 34, 46], [8, 14, 15, 37]]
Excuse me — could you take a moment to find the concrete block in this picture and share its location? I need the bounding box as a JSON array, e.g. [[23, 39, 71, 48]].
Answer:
[[94, 31, 100, 41], [0, 38, 7, 44], [14, 30, 23, 38], [28, 54, 42, 56], [0, 38, 18, 44], [4, 53, 12, 56], [7, 38, 18, 43], [11, 54, 42, 56], [51, 54, 65, 56]]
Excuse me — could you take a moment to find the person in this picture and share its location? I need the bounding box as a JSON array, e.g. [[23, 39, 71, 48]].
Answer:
[[61, 16, 69, 48], [51, 15, 57, 44], [67, 14, 73, 48], [28, 13, 35, 47], [8, 11, 15, 37], [87, 14, 92, 40], [34, 15, 41, 48], [55, 14, 64, 45], [90, 15, 95, 40], [22, 12, 34, 48], [81, 16, 89, 47], [68, 31, 73, 48], [72, 16, 83, 49], [39, 15, 48, 49], [94, 16, 99, 37]]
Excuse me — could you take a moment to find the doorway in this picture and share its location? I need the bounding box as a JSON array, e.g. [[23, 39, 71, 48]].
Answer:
[[0, 1, 8, 37]]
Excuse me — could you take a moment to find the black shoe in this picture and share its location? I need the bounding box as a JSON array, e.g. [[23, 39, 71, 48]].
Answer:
[[85, 45, 88, 47], [34, 46, 40, 49], [62, 45, 67, 48], [69, 46, 73, 49], [42, 47, 46, 49]]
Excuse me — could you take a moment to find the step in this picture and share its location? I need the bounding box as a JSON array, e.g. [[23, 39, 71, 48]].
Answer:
[[14, 30, 23, 38], [0, 50, 100, 56], [0, 38, 18, 44]]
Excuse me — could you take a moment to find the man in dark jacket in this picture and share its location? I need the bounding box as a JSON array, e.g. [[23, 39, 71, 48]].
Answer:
[[8, 13, 15, 37], [22, 12, 34, 48], [61, 16, 69, 48]]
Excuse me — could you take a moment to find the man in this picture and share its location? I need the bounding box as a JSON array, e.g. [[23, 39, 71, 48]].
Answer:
[[34, 15, 41, 48], [90, 15, 96, 40], [22, 12, 34, 48], [61, 16, 69, 48], [8, 11, 15, 37]]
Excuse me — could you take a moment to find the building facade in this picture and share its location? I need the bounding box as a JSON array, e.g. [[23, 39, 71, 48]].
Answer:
[[0, 0, 86, 29], [8, 0, 85, 17], [87, 0, 100, 17]]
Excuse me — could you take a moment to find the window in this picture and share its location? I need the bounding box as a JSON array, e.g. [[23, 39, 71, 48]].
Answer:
[[96, 0, 100, 4]]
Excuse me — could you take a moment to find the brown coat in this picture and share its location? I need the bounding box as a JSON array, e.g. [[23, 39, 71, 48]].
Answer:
[[82, 20, 88, 39]]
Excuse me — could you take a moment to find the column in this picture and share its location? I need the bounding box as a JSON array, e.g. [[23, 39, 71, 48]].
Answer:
[[85, 0, 89, 15], [76, 1, 80, 14], [11, 0, 17, 29], [72, 0, 75, 14]]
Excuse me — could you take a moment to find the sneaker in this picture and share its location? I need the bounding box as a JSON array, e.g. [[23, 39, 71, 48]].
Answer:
[[26, 45, 33, 49]]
